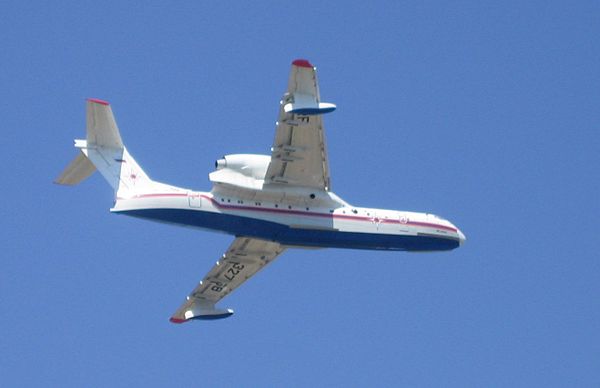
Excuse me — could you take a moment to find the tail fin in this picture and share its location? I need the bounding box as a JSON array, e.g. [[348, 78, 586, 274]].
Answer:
[[55, 98, 155, 197]]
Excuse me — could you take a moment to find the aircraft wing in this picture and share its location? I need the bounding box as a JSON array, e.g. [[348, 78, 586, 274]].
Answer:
[[170, 237, 286, 323], [265, 59, 336, 191]]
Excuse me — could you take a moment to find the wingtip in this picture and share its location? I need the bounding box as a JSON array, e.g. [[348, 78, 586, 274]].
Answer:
[[292, 59, 313, 68], [87, 98, 110, 106], [169, 317, 188, 324]]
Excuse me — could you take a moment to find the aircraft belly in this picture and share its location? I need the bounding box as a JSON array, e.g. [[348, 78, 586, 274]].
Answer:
[[116, 208, 459, 252]]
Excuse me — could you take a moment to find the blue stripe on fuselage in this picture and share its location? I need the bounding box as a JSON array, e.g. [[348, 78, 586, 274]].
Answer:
[[115, 208, 459, 252]]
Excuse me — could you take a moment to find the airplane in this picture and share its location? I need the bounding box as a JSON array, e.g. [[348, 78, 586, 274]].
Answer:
[[56, 59, 466, 323]]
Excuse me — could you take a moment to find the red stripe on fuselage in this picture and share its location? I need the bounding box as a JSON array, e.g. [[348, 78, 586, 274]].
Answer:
[[117, 193, 457, 233]]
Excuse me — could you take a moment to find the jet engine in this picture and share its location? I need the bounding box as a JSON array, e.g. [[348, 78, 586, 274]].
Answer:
[[210, 154, 271, 190]]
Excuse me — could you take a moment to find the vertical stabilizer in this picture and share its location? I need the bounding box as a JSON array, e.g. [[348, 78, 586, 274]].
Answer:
[[56, 99, 155, 196], [86, 98, 123, 148]]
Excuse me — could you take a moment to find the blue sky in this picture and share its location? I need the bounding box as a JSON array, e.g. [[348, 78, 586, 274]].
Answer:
[[2, 1, 599, 386]]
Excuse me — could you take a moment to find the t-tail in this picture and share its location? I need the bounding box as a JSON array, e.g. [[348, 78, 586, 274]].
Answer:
[[55, 98, 160, 198]]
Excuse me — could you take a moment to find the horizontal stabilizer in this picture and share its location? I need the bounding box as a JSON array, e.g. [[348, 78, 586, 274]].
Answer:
[[54, 151, 96, 185]]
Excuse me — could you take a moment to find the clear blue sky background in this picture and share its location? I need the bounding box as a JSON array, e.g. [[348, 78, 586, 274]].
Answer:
[[2, 1, 599, 386]]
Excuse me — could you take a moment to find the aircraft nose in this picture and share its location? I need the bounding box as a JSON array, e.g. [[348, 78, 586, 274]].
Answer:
[[457, 229, 467, 245]]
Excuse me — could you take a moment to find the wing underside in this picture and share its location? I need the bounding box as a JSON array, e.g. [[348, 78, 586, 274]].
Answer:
[[170, 237, 286, 323], [265, 60, 335, 190]]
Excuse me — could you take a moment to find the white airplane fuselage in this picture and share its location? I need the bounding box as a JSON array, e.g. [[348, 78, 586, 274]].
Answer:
[[112, 185, 465, 252]]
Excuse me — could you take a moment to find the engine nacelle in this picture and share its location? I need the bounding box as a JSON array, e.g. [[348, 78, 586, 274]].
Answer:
[[214, 154, 270, 178], [210, 154, 271, 190]]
